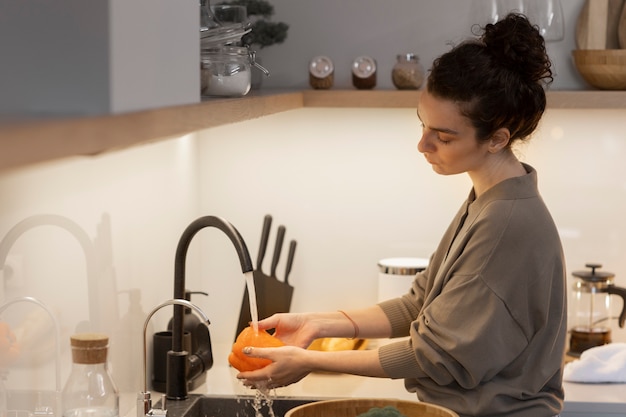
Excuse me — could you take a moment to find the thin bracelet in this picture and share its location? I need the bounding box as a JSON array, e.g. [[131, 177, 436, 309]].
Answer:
[[338, 310, 359, 340]]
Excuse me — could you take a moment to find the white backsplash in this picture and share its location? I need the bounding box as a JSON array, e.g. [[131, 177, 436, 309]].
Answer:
[[1, 106, 626, 395]]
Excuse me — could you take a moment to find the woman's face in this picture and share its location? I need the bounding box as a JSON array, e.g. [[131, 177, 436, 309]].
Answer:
[[417, 90, 490, 176]]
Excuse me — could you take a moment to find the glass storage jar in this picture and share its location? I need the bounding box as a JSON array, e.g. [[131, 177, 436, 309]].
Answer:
[[62, 333, 118, 417], [352, 56, 377, 90], [309, 56, 334, 90], [392, 53, 424, 90], [201, 46, 253, 97]]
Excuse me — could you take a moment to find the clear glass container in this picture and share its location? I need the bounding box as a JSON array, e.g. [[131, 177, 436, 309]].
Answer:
[[392, 53, 424, 90], [201, 46, 253, 97], [0, 372, 7, 417], [568, 264, 626, 356], [62, 334, 119, 417], [309, 56, 334, 90], [351, 56, 377, 90]]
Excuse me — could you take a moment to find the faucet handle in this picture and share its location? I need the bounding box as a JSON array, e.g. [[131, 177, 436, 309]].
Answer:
[[137, 392, 168, 417], [137, 392, 152, 417], [151, 395, 168, 417]]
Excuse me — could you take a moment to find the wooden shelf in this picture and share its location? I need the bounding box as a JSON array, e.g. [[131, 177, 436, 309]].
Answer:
[[303, 90, 626, 109], [1, 89, 624, 173]]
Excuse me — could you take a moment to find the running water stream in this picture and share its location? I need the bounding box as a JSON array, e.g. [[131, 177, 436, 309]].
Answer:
[[243, 270, 277, 417], [245, 271, 259, 333]]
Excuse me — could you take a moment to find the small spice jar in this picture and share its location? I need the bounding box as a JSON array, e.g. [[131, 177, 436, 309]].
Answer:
[[392, 53, 425, 90], [309, 56, 334, 89], [352, 56, 377, 90]]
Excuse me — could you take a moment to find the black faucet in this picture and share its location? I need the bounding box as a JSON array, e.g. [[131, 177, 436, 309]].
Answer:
[[168, 215, 253, 400]]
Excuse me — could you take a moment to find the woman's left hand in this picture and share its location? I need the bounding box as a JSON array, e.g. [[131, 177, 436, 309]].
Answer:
[[236, 345, 312, 389]]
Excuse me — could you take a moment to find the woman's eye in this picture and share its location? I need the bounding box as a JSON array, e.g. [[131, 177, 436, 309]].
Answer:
[[437, 135, 451, 145]]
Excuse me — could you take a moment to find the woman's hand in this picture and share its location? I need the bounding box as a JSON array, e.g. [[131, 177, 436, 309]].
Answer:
[[236, 344, 388, 390], [236, 345, 312, 389], [256, 313, 319, 349]]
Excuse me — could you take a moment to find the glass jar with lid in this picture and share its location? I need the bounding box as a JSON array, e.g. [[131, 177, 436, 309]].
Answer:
[[392, 53, 425, 90], [62, 333, 118, 417], [352, 56, 377, 90], [201, 46, 253, 97], [309, 56, 334, 90]]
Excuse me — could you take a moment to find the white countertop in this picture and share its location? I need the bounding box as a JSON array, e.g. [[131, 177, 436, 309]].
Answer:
[[201, 344, 626, 410], [123, 342, 626, 416]]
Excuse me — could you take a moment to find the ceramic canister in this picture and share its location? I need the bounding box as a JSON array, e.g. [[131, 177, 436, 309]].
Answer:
[[377, 257, 429, 302]]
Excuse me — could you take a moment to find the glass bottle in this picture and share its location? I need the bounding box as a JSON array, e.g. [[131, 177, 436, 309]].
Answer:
[[0, 371, 7, 417], [392, 53, 424, 90], [62, 334, 119, 417]]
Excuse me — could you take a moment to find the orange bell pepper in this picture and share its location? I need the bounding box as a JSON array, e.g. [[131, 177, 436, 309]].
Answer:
[[228, 326, 284, 372], [0, 321, 20, 368]]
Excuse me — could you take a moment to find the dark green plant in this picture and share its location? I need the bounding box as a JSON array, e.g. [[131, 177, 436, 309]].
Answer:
[[218, 0, 289, 48]]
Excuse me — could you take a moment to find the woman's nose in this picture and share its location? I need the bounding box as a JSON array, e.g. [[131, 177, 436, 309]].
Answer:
[[417, 132, 430, 153]]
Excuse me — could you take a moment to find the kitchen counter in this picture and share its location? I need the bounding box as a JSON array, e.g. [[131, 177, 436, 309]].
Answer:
[[128, 342, 626, 417]]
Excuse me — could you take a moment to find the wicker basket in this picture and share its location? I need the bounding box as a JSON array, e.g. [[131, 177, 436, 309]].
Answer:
[[285, 398, 458, 417]]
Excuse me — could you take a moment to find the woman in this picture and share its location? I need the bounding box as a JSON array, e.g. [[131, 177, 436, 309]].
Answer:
[[238, 13, 567, 417]]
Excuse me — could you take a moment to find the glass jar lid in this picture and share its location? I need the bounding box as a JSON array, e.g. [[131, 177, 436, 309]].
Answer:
[[202, 45, 251, 57], [309, 56, 334, 78], [397, 53, 420, 62], [200, 25, 251, 47], [352, 56, 376, 78]]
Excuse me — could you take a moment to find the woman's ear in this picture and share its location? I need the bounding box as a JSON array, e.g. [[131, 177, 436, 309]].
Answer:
[[488, 128, 511, 153]]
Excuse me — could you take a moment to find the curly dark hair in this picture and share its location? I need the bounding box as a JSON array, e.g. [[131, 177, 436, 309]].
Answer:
[[427, 13, 553, 144]]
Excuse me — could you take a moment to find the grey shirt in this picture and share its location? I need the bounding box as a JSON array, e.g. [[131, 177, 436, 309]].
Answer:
[[378, 164, 567, 417]]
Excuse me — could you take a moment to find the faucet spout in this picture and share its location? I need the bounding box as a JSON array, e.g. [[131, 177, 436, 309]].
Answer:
[[169, 215, 253, 400], [139, 299, 210, 417], [0, 214, 115, 333]]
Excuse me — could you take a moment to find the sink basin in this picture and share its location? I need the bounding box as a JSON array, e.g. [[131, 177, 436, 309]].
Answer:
[[163, 394, 323, 417]]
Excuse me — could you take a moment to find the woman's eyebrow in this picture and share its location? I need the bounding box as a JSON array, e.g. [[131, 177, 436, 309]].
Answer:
[[431, 126, 460, 135], [417, 108, 460, 135]]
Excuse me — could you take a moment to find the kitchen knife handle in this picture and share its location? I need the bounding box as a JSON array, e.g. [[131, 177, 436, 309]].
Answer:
[[270, 225, 286, 278], [257, 214, 272, 269], [284, 240, 297, 284]]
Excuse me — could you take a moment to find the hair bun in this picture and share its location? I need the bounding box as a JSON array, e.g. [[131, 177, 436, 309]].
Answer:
[[482, 13, 552, 84]]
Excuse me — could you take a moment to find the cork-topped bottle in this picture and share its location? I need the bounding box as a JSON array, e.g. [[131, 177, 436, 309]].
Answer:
[[62, 333, 119, 417]]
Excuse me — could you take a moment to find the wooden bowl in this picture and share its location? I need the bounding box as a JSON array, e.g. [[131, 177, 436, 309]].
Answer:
[[285, 398, 459, 417], [572, 49, 626, 90]]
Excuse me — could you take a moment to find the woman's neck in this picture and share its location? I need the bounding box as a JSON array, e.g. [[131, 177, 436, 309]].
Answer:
[[469, 151, 526, 197]]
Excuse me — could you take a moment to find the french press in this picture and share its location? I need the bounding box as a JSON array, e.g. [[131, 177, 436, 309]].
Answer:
[[568, 263, 626, 356]]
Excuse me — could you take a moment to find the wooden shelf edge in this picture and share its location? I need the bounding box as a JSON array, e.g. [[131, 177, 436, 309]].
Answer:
[[303, 89, 421, 108], [0, 89, 624, 173], [0, 91, 303, 172], [303, 89, 626, 109]]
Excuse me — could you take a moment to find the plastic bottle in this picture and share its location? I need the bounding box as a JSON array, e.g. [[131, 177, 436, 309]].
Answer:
[[62, 333, 119, 417]]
